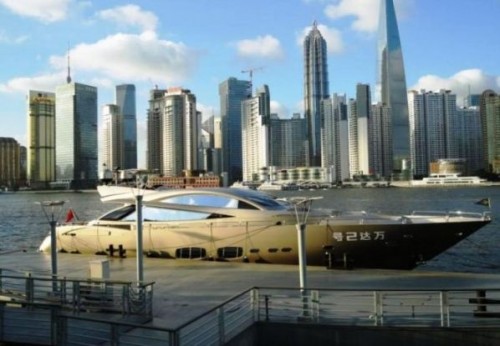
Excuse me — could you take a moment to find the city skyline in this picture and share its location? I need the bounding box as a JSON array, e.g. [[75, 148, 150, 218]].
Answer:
[[0, 0, 499, 169]]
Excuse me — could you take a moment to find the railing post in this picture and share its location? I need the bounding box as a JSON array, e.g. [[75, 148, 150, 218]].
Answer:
[[264, 295, 270, 321], [440, 291, 449, 327], [169, 330, 180, 346], [73, 281, 80, 314], [311, 290, 319, 321], [373, 291, 383, 326], [250, 288, 259, 322], [25, 273, 34, 304], [0, 302, 4, 340], [217, 306, 225, 345]]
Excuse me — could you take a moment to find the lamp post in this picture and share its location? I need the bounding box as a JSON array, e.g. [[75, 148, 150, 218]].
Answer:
[[289, 196, 322, 319], [136, 193, 144, 284], [39, 200, 65, 292]]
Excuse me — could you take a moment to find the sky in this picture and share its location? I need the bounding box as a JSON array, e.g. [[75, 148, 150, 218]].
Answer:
[[0, 0, 499, 169]]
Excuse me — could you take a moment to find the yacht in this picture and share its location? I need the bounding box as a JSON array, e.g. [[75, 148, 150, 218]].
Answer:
[[39, 186, 491, 269]]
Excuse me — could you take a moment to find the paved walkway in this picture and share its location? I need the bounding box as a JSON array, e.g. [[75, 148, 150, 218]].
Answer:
[[2, 251, 500, 328]]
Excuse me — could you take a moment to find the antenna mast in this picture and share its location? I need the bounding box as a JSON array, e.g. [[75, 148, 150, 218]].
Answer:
[[66, 43, 72, 84]]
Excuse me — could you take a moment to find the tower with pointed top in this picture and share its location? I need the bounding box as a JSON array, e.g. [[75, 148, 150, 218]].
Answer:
[[376, 0, 410, 176], [304, 21, 329, 167]]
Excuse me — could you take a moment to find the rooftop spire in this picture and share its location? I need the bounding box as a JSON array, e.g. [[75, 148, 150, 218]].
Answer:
[[66, 43, 72, 84]]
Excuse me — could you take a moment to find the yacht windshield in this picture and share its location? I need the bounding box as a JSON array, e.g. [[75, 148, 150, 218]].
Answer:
[[100, 205, 135, 221], [123, 206, 221, 222], [163, 195, 240, 208]]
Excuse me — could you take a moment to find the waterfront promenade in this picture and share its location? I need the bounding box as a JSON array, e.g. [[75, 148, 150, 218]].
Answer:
[[2, 250, 500, 329]]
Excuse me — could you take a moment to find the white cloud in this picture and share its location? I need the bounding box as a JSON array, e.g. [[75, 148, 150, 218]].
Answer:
[[96, 4, 158, 32], [297, 24, 344, 54], [270, 100, 289, 118], [0, 31, 28, 44], [0, 0, 70, 23], [1, 31, 198, 94], [411, 69, 500, 105], [50, 31, 198, 85], [325, 0, 379, 33], [0, 72, 66, 93], [324, 0, 414, 33], [236, 35, 284, 60]]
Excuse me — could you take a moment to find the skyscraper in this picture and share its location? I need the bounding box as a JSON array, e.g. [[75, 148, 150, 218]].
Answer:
[[377, 0, 410, 174], [408, 89, 459, 177], [55, 82, 98, 189], [116, 84, 137, 169], [241, 85, 271, 182], [480, 90, 500, 174], [0, 137, 20, 188], [146, 87, 199, 177], [304, 21, 329, 167], [219, 77, 251, 183], [27, 90, 55, 189], [270, 113, 307, 169], [100, 104, 122, 173]]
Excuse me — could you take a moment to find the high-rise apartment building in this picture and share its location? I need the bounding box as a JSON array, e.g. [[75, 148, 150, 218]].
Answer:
[[241, 85, 271, 182], [147, 87, 199, 177], [377, 0, 410, 174], [304, 22, 329, 167], [321, 94, 349, 182], [480, 90, 500, 174], [270, 113, 307, 169], [100, 104, 122, 173], [219, 77, 251, 183], [55, 82, 98, 189], [116, 84, 137, 169], [408, 90, 459, 177], [371, 103, 393, 178], [27, 90, 55, 189], [0, 137, 20, 188], [457, 106, 483, 175], [347, 84, 372, 177]]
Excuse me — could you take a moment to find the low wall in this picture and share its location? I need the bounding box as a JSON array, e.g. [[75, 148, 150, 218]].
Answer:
[[227, 322, 500, 346]]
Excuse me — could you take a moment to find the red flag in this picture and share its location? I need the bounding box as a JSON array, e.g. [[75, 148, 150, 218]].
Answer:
[[65, 209, 75, 223]]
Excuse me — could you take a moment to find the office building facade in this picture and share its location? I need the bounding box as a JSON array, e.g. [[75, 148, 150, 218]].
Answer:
[[55, 82, 98, 189], [27, 90, 56, 189], [304, 22, 329, 167], [116, 84, 137, 169], [219, 77, 251, 183]]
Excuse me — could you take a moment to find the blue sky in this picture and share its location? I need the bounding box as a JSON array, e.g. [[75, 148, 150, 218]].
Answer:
[[0, 0, 499, 168]]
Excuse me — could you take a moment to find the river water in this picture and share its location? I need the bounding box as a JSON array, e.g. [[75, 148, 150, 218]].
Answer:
[[0, 187, 499, 273]]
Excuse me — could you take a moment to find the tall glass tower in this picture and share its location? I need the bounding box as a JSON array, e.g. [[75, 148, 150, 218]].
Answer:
[[116, 84, 137, 169], [304, 21, 329, 167], [377, 0, 409, 174], [55, 82, 98, 189], [219, 77, 251, 183]]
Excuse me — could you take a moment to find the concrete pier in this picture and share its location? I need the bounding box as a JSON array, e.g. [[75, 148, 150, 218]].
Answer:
[[2, 250, 500, 329]]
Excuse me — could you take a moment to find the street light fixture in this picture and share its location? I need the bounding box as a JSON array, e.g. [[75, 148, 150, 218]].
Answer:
[[38, 200, 66, 292], [286, 196, 322, 319]]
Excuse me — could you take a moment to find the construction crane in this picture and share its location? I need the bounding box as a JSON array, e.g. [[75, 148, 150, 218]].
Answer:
[[241, 66, 264, 86]]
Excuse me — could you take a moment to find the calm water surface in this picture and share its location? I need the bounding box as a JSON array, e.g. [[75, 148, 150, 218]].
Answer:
[[1, 187, 499, 273]]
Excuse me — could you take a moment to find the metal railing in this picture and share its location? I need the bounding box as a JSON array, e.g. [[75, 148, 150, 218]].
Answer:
[[2, 282, 500, 345], [0, 269, 154, 318]]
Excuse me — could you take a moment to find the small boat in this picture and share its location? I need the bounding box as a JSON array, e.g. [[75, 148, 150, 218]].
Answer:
[[39, 186, 491, 270]]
